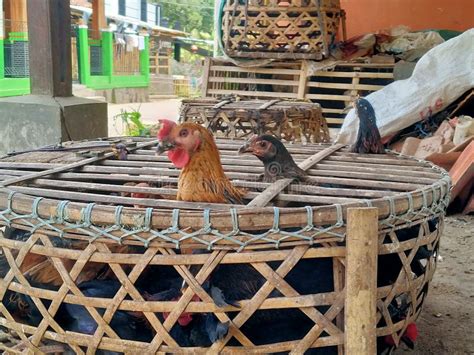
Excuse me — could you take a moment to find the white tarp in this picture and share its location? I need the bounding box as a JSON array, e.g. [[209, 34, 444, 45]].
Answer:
[[337, 29, 474, 144]]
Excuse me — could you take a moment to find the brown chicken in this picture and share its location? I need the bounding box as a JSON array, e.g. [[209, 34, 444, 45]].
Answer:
[[156, 119, 244, 204]]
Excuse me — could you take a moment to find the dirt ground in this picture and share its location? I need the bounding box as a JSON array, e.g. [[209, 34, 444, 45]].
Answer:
[[398, 214, 474, 355]]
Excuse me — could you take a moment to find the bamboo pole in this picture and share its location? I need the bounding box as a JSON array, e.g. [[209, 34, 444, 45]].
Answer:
[[297, 60, 308, 99], [345, 207, 378, 354]]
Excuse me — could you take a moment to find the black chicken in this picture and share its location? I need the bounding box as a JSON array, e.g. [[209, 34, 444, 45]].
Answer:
[[351, 98, 385, 154], [375, 220, 438, 354], [151, 127, 334, 349], [377, 293, 419, 355], [0, 226, 131, 327], [205, 258, 337, 353], [145, 284, 230, 346], [378, 218, 438, 287], [62, 280, 228, 349], [60, 280, 152, 342], [238, 134, 307, 182]]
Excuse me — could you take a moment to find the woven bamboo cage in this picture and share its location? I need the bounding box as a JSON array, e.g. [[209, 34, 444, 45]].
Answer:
[[220, 0, 345, 60], [0, 137, 450, 354], [179, 98, 330, 143]]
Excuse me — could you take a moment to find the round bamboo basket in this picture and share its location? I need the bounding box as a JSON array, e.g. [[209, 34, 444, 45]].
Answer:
[[179, 98, 330, 143], [220, 0, 345, 60], [0, 137, 450, 354]]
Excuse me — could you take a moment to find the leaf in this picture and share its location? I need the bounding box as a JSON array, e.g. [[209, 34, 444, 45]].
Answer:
[[113, 108, 150, 137]]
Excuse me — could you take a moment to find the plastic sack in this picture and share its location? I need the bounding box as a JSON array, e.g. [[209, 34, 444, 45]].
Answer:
[[378, 30, 444, 54], [337, 29, 474, 144]]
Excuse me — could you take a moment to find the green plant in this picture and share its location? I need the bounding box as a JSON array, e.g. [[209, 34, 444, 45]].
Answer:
[[114, 108, 151, 137]]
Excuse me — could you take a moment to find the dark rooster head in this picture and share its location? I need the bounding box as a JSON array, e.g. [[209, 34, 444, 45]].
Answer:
[[239, 134, 306, 182], [354, 98, 377, 126], [157, 119, 216, 169], [351, 98, 385, 154], [113, 143, 129, 161], [238, 134, 288, 163]]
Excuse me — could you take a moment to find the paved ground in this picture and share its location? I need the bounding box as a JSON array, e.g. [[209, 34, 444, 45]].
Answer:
[[107, 98, 182, 136]]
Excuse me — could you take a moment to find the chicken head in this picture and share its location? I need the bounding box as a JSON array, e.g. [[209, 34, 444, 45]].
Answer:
[[156, 119, 203, 168], [238, 134, 278, 161]]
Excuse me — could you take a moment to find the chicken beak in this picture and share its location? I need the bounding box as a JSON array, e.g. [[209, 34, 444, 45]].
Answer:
[[156, 140, 175, 154], [238, 142, 253, 155]]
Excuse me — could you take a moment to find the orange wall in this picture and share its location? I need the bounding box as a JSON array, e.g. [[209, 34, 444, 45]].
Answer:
[[340, 0, 474, 38]]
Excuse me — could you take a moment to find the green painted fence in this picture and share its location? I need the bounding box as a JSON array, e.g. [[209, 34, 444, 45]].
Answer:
[[0, 26, 150, 97], [0, 34, 30, 97], [77, 26, 150, 90]]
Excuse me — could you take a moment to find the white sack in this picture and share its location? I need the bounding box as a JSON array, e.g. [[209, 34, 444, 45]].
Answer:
[[337, 29, 474, 144]]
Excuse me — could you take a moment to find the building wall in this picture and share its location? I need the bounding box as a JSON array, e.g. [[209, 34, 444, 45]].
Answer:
[[340, 0, 474, 38], [104, 0, 157, 25], [105, 0, 118, 17], [147, 3, 157, 26], [125, 0, 140, 19]]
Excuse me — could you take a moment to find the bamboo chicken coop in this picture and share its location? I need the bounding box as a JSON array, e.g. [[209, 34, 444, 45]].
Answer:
[[0, 137, 450, 353], [179, 98, 330, 143]]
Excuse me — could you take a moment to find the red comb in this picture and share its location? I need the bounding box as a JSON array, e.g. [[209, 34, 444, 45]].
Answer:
[[157, 119, 176, 140], [405, 323, 418, 341]]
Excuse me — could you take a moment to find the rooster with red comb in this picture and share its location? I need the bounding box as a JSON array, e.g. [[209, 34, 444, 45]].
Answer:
[[156, 119, 244, 204]]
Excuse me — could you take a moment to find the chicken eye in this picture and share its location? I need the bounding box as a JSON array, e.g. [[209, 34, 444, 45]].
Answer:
[[259, 141, 267, 148], [179, 129, 189, 137]]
